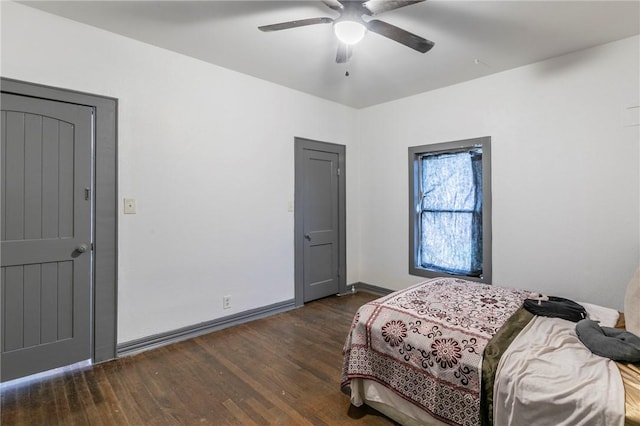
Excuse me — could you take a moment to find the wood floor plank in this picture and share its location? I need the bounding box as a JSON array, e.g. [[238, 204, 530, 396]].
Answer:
[[60, 372, 88, 426], [88, 364, 129, 424], [207, 336, 315, 425], [98, 360, 147, 425], [27, 379, 48, 424], [223, 398, 260, 425], [245, 396, 288, 424], [1, 292, 398, 425], [73, 369, 108, 426]]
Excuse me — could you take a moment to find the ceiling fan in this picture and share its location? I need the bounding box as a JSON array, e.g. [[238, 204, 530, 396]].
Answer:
[[258, 0, 434, 63]]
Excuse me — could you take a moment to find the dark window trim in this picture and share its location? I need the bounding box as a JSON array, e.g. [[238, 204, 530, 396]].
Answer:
[[408, 137, 492, 284]]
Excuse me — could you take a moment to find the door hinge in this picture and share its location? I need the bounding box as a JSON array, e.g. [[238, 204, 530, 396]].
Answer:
[[84, 187, 91, 201], [337, 168, 341, 176]]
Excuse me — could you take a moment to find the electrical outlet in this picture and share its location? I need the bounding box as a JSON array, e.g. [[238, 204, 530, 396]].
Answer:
[[223, 295, 232, 309]]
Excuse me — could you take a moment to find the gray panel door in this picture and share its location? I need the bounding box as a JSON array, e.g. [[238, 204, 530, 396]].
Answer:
[[1, 93, 93, 382], [302, 149, 340, 302]]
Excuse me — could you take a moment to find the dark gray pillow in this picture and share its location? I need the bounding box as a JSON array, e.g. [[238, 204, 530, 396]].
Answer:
[[576, 319, 640, 363]]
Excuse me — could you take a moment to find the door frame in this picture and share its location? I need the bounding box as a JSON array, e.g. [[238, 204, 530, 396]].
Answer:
[[1, 77, 118, 364], [294, 137, 346, 307]]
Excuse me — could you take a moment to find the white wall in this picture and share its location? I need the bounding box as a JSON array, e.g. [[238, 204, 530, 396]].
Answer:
[[1, 2, 360, 343], [357, 36, 640, 310]]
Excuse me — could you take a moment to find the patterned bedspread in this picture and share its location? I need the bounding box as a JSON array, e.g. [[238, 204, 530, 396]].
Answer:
[[341, 278, 530, 426]]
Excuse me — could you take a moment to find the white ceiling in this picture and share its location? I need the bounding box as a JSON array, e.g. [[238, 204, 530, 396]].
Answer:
[[20, 0, 640, 108]]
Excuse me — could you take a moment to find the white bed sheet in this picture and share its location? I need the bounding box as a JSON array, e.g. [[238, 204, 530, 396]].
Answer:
[[493, 315, 625, 426]]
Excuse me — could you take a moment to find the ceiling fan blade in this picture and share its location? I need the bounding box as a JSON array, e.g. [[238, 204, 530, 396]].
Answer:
[[258, 17, 333, 32], [366, 19, 434, 53], [336, 43, 352, 63], [322, 0, 344, 11], [362, 0, 425, 16]]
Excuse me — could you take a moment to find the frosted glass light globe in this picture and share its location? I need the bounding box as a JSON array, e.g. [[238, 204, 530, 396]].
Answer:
[[333, 21, 366, 45]]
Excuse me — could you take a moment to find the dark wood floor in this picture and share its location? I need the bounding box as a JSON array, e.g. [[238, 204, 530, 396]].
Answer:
[[1, 291, 398, 425]]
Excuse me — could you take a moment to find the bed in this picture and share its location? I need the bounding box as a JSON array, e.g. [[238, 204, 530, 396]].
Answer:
[[341, 277, 640, 426]]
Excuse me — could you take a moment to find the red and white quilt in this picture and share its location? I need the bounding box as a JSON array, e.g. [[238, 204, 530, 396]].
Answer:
[[341, 278, 530, 426]]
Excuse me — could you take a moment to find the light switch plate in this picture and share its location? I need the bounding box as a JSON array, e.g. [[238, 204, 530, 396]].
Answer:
[[124, 198, 136, 214]]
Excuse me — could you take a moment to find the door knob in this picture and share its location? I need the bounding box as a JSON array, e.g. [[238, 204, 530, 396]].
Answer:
[[304, 234, 311, 241], [76, 244, 89, 253]]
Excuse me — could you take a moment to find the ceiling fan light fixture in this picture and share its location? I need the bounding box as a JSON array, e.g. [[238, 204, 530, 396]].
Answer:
[[333, 20, 366, 45]]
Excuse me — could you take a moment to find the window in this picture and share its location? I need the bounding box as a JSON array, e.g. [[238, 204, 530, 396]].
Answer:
[[409, 137, 491, 283]]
